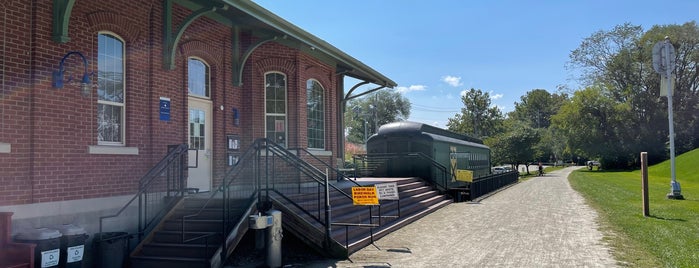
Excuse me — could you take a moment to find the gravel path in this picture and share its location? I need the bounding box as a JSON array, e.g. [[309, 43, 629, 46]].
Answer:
[[303, 166, 618, 267]]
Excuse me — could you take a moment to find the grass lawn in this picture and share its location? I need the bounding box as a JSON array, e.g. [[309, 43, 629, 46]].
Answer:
[[569, 149, 699, 267]]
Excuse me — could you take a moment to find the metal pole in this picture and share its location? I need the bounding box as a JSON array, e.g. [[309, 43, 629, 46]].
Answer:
[[324, 169, 332, 248], [641, 152, 649, 217], [266, 210, 282, 268], [664, 38, 682, 199]]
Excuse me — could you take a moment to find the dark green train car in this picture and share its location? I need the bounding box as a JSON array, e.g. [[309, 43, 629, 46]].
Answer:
[[366, 121, 491, 189]]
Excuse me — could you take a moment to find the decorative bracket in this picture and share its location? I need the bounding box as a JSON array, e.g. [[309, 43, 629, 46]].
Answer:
[[162, 0, 224, 70], [232, 35, 285, 86], [52, 0, 76, 43]]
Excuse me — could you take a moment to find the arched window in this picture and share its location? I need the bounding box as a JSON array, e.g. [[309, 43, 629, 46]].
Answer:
[[97, 32, 125, 145], [188, 58, 210, 98], [306, 79, 324, 149], [265, 72, 287, 146]]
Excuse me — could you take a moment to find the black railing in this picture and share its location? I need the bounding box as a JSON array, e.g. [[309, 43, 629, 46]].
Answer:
[[352, 152, 519, 200], [259, 140, 378, 249], [177, 138, 261, 265], [352, 152, 449, 192], [469, 170, 519, 200], [99, 144, 189, 244]]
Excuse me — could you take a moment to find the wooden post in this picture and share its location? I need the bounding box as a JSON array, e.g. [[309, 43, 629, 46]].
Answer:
[[641, 152, 649, 217]]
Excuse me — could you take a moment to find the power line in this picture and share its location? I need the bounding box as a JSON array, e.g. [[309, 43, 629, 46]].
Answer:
[[410, 102, 460, 113]]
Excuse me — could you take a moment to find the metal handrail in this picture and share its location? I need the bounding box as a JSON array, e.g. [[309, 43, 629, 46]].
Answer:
[[290, 147, 363, 184], [352, 152, 450, 192], [260, 140, 379, 247], [99, 144, 188, 242], [180, 139, 260, 246]]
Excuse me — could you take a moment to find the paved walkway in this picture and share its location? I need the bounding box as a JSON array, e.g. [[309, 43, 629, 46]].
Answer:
[[305, 166, 617, 267]]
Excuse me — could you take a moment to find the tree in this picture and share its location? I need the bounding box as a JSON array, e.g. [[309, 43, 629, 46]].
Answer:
[[446, 88, 504, 138], [551, 86, 635, 168], [485, 121, 539, 174], [345, 90, 411, 144], [566, 21, 699, 167], [508, 89, 569, 164], [510, 89, 568, 129]]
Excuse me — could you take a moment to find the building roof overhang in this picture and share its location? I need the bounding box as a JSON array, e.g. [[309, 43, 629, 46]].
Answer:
[[192, 0, 396, 88]]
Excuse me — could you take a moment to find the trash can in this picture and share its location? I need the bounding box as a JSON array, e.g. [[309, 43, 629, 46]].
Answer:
[[15, 228, 62, 268], [92, 232, 128, 268], [55, 224, 88, 268]]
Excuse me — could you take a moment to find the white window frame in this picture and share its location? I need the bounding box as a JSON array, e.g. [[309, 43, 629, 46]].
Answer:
[[97, 32, 126, 146], [187, 57, 210, 99], [264, 72, 287, 147], [306, 79, 325, 149]]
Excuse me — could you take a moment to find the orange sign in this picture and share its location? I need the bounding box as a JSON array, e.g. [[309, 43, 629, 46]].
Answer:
[[351, 186, 379, 205]]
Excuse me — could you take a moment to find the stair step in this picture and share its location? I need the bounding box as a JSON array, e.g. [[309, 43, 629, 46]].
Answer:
[[139, 243, 218, 258], [130, 255, 211, 268], [170, 208, 224, 220], [152, 230, 223, 244], [162, 219, 223, 232]]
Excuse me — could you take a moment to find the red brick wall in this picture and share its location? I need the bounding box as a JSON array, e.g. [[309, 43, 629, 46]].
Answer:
[[0, 0, 339, 206], [0, 0, 33, 205]]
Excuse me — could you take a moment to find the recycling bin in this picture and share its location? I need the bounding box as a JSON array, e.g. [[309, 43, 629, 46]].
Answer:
[[92, 232, 129, 268], [15, 228, 62, 268], [55, 224, 88, 268]]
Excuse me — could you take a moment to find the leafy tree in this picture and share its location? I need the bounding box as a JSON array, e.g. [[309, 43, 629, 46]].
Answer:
[[506, 89, 569, 165], [446, 88, 504, 138], [485, 121, 539, 174], [345, 90, 410, 144], [551, 86, 635, 168], [510, 89, 568, 129], [565, 21, 699, 167]]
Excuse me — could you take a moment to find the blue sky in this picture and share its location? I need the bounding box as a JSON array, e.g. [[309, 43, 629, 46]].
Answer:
[[253, 0, 698, 128]]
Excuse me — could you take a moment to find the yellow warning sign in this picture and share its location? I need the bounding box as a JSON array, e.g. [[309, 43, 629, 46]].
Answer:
[[351, 186, 379, 206], [456, 169, 474, 182]]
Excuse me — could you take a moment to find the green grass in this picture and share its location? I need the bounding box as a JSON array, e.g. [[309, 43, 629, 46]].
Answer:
[[569, 149, 699, 267]]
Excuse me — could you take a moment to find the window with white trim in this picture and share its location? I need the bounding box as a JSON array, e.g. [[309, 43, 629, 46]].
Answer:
[[265, 72, 287, 147], [97, 33, 125, 145], [188, 58, 210, 98], [306, 79, 324, 149]]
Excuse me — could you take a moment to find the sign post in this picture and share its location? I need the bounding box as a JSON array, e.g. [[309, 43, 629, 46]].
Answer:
[[652, 37, 683, 200]]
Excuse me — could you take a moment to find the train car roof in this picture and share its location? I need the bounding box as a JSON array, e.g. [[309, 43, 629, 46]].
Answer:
[[373, 121, 487, 148]]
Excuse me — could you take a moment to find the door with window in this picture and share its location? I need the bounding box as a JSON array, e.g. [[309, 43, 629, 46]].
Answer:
[[187, 58, 212, 192], [188, 98, 212, 192], [187, 98, 213, 192]]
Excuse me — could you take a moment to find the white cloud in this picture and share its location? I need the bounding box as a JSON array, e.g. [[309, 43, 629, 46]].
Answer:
[[395, 84, 426, 93], [442, 75, 462, 87], [491, 93, 504, 100]]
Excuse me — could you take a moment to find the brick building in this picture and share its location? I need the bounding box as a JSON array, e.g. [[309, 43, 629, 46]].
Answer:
[[0, 0, 394, 242]]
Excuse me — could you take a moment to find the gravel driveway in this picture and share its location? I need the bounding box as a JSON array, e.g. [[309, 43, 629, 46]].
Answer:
[[304, 166, 618, 267]]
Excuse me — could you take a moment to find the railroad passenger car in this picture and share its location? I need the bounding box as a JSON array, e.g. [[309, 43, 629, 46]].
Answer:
[[365, 121, 491, 189]]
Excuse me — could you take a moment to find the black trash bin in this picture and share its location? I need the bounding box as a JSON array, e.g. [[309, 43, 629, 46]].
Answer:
[[55, 224, 88, 268], [15, 228, 62, 268], [92, 232, 128, 268]]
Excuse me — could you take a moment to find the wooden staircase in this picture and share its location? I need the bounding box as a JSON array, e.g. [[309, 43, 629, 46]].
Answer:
[[129, 198, 254, 268], [273, 177, 452, 258]]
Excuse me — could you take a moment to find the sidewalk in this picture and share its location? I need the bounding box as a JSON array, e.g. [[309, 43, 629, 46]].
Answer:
[[303, 166, 618, 267]]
